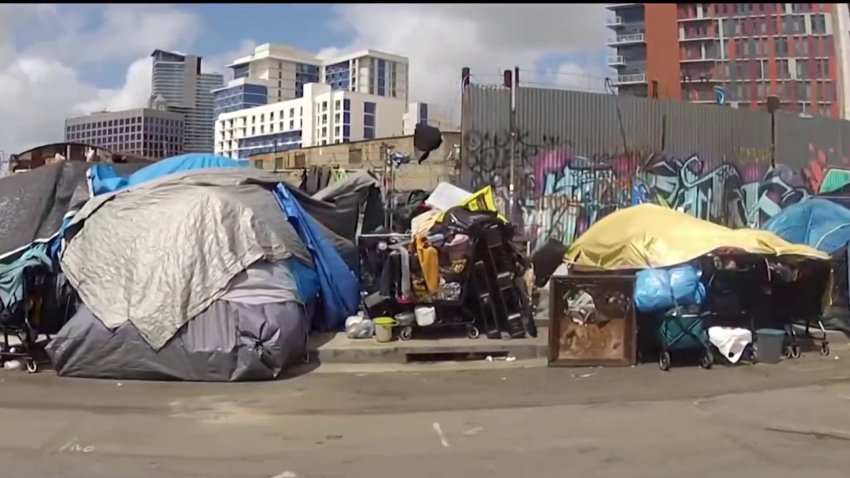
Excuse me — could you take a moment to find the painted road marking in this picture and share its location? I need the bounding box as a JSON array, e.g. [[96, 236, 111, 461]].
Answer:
[[58, 437, 95, 454], [432, 422, 450, 448]]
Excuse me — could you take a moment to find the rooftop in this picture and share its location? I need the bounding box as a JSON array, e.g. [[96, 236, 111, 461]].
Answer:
[[226, 43, 409, 69]]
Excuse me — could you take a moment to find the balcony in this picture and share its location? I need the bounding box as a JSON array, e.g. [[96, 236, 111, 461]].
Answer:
[[607, 32, 645, 45], [607, 55, 626, 66], [679, 33, 715, 42], [614, 73, 647, 85], [678, 15, 711, 22], [606, 16, 624, 27], [680, 75, 720, 84], [680, 56, 718, 63]]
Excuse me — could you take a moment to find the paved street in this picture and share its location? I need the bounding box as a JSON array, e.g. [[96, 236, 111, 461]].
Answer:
[[3, 351, 850, 477]]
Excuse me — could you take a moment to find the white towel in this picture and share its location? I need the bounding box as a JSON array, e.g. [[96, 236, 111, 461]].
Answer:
[[708, 326, 753, 364]]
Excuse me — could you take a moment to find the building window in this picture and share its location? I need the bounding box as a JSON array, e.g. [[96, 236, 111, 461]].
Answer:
[[816, 59, 829, 78], [777, 59, 790, 79], [270, 112, 275, 121], [321, 101, 328, 112], [801, 81, 812, 100], [796, 59, 809, 79], [322, 115, 327, 125], [811, 14, 827, 34], [254, 159, 263, 169], [335, 99, 341, 110], [274, 157, 283, 170], [289, 120, 295, 129], [795, 37, 809, 56]]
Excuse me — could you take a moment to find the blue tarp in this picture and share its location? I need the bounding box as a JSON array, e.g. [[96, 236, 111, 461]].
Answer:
[[88, 153, 247, 196], [762, 198, 850, 253], [273, 184, 359, 330], [634, 264, 706, 313]]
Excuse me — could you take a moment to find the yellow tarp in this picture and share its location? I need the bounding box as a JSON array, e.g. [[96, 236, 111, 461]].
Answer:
[[566, 204, 829, 270], [432, 185, 508, 227]]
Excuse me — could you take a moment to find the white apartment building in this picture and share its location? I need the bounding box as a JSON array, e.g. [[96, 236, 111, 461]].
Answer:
[[402, 102, 457, 135], [223, 43, 409, 106], [215, 83, 407, 159]]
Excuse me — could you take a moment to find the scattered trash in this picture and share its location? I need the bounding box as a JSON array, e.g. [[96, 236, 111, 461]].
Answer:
[[572, 372, 596, 379], [3, 360, 21, 370], [116, 382, 122, 387], [486, 355, 515, 363]]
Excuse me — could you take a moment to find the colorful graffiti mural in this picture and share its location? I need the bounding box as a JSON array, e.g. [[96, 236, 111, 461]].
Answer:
[[463, 130, 850, 250]]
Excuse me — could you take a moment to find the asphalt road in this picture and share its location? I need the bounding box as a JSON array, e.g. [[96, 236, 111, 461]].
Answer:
[[3, 352, 850, 477]]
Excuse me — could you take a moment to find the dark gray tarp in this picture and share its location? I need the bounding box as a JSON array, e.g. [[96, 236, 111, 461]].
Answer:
[[45, 300, 309, 381], [285, 184, 362, 242], [312, 169, 380, 203], [0, 161, 145, 261]]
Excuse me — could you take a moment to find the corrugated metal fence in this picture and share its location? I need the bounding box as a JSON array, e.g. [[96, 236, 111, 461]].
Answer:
[[461, 81, 850, 249]]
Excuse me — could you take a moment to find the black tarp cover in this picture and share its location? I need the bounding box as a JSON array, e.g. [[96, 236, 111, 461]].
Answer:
[[0, 162, 145, 261], [824, 244, 850, 337]]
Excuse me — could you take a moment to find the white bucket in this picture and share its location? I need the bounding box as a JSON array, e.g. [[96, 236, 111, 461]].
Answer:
[[415, 306, 436, 327]]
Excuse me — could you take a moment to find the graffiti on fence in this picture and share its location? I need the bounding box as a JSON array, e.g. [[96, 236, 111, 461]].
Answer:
[[801, 143, 850, 194], [463, 129, 827, 249], [636, 154, 809, 229]]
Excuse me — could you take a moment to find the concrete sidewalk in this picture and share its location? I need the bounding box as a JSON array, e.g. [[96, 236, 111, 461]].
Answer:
[[308, 327, 548, 365]]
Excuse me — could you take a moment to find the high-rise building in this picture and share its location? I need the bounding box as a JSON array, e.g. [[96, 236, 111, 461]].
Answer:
[[606, 3, 849, 118], [64, 107, 184, 159], [214, 83, 408, 159], [213, 43, 409, 119], [212, 78, 269, 118], [150, 49, 224, 153]]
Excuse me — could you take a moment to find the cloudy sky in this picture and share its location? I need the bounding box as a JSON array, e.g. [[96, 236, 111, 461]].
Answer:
[[0, 4, 608, 154]]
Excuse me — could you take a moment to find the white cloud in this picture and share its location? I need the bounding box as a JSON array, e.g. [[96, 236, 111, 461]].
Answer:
[[533, 62, 611, 94], [72, 57, 154, 115], [324, 4, 608, 116], [16, 5, 200, 66], [0, 5, 201, 154], [203, 39, 257, 79]]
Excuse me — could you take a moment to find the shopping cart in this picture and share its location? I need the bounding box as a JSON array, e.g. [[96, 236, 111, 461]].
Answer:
[[655, 308, 714, 371]]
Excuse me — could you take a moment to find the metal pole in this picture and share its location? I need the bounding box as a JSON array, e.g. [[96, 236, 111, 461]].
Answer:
[[509, 67, 518, 224]]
